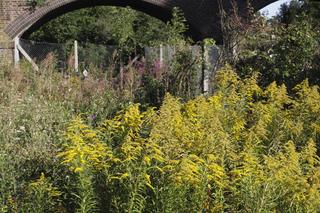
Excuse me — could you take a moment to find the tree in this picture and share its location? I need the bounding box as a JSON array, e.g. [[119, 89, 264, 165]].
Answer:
[[236, 0, 319, 89], [29, 6, 171, 48]]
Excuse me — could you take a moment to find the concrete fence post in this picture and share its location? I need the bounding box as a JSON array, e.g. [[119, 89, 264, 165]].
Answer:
[[14, 37, 20, 66], [74, 40, 79, 72], [159, 44, 163, 69]]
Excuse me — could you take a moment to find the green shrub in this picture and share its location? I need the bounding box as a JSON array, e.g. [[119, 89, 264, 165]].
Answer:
[[56, 65, 320, 212]]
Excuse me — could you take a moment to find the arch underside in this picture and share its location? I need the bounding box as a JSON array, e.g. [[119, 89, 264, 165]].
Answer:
[[4, 0, 279, 43], [4, 0, 201, 40]]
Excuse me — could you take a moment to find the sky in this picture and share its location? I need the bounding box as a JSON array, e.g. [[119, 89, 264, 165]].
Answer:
[[260, 0, 292, 18]]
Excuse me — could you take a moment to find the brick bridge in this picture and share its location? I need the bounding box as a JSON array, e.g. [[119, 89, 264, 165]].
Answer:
[[0, 0, 278, 62]]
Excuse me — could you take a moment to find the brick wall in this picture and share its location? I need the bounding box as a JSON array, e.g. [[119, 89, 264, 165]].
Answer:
[[0, 35, 13, 65], [0, 0, 28, 63], [0, 47, 13, 65], [0, 0, 28, 29]]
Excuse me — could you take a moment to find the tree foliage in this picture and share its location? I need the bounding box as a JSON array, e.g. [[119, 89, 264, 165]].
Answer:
[[236, 0, 320, 89], [28, 6, 186, 49]]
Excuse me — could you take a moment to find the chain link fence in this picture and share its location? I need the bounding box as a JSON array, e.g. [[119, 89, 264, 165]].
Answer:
[[18, 39, 221, 94], [145, 45, 221, 94], [19, 38, 67, 69]]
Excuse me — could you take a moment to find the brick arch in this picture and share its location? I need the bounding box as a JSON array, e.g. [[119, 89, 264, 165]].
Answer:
[[3, 0, 280, 42], [4, 0, 200, 41]]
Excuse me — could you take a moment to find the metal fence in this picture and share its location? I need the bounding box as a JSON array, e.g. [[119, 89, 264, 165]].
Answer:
[[19, 38, 67, 69], [17, 39, 221, 93]]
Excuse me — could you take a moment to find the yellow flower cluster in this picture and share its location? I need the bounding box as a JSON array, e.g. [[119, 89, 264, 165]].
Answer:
[[29, 173, 61, 198], [57, 65, 320, 212], [58, 116, 110, 173]]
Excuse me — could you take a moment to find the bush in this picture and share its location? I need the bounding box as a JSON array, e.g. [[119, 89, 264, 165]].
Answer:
[[1, 62, 319, 211], [56, 65, 320, 212], [0, 62, 127, 212]]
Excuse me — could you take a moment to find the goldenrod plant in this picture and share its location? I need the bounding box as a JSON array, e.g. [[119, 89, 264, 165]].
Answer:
[[1, 63, 319, 212], [22, 173, 61, 212], [54, 65, 320, 212]]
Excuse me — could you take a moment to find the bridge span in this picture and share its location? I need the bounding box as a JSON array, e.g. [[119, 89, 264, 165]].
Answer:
[[0, 0, 278, 62]]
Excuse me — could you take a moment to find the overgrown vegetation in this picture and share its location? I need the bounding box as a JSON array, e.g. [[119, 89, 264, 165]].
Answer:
[[28, 6, 187, 61], [233, 0, 320, 88], [1, 64, 319, 212], [27, 0, 45, 10], [1, 0, 320, 212]]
